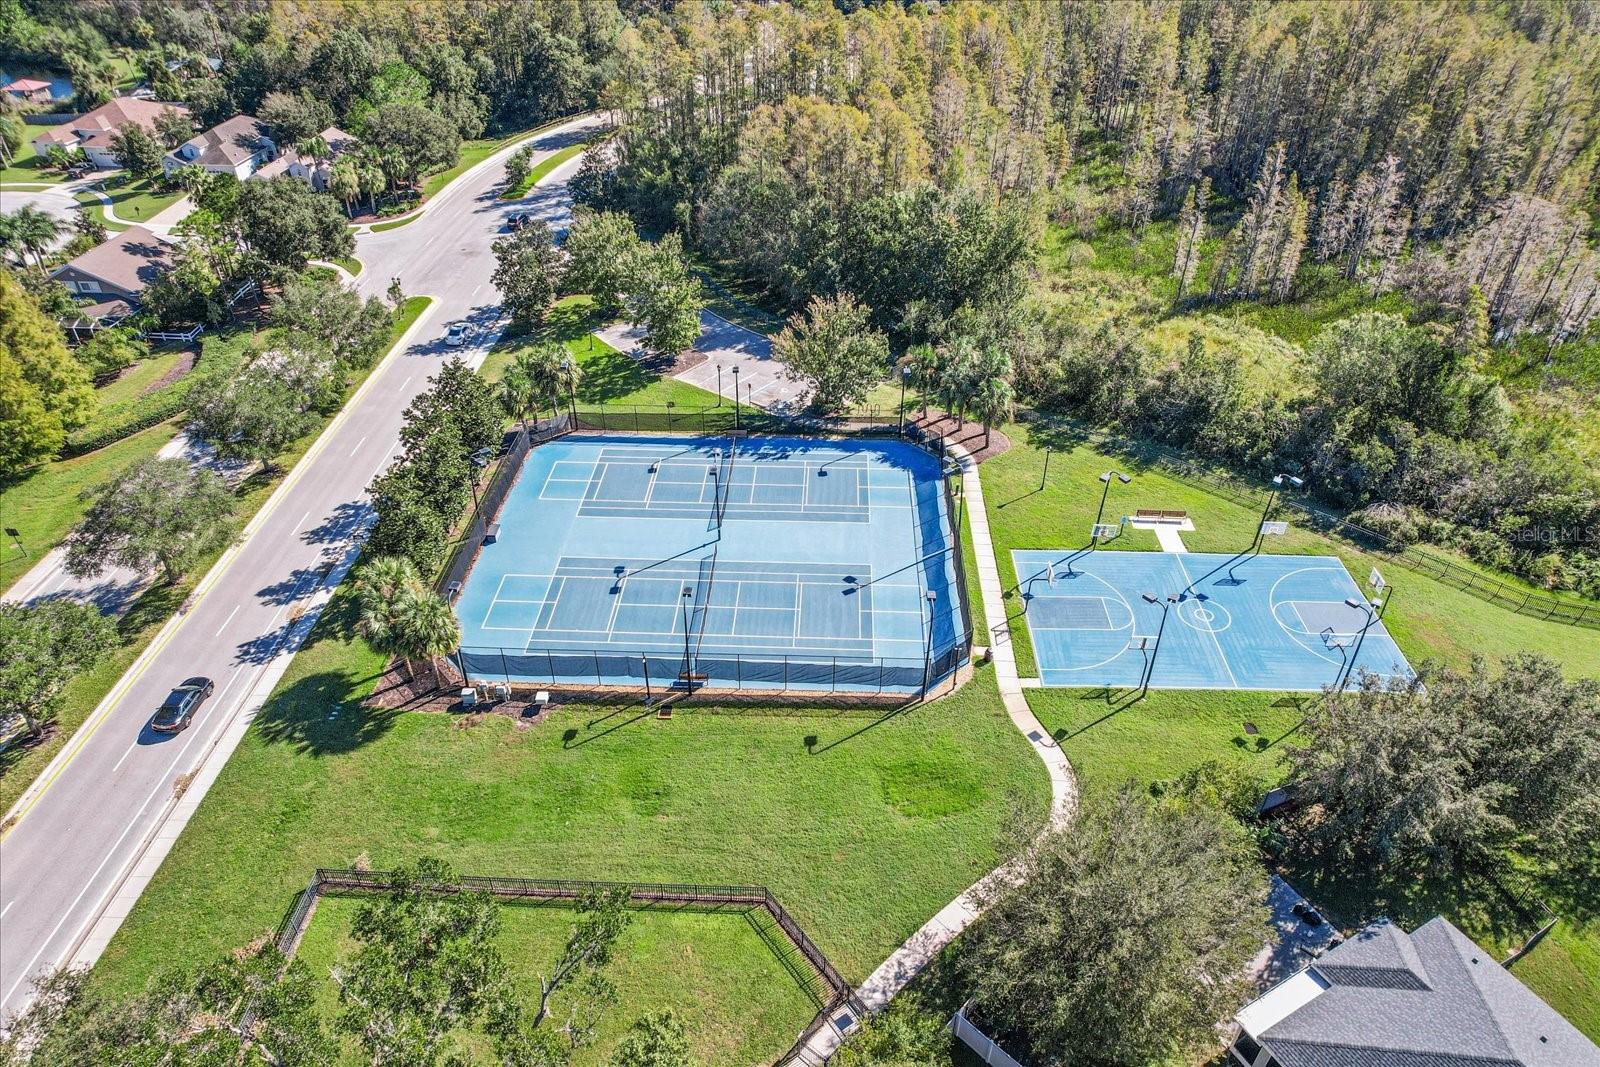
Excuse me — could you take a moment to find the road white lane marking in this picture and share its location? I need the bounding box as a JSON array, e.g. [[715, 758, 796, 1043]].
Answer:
[[1, 559, 317, 1009], [214, 604, 241, 635], [349, 434, 367, 456], [291, 510, 311, 536], [1, 901, 14, 919], [369, 440, 401, 482], [401, 374, 415, 391]]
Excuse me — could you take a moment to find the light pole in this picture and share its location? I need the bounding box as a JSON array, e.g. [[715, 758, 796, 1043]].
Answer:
[[1139, 593, 1178, 692], [1040, 447, 1052, 491], [1093, 471, 1131, 546], [1229, 472, 1303, 581], [469, 446, 494, 514], [898, 365, 912, 435], [680, 585, 695, 685], [716, 364, 723, 406], [921, 590, 939, 696], [561, 356, 577, 424], [732, 365, 740, 430]]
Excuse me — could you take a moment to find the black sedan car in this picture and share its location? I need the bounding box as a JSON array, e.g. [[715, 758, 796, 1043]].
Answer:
[[151, 677, 215, 734]]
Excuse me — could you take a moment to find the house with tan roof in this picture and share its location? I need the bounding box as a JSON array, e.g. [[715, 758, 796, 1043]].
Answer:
[[49, 225, 173, 309], [30, 98, 189, 169], [162, 114, 277, 179]]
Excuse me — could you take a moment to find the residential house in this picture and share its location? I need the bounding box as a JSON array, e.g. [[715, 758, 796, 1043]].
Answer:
[[2, 77, 52, 103], [48, 225, 173, 335], [30, 98, 189, 169], [162, 114, 276, 179], [1229, 916, 1600, 1067], [251, 125, 359, 192]]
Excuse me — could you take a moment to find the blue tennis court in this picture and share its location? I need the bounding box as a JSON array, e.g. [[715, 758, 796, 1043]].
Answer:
[[455, 435, 966, 692], [1012, 549, 1412, 691]]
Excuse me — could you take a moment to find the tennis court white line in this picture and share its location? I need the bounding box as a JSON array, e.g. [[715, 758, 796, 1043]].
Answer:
[[1171, 555, 1240, 688]]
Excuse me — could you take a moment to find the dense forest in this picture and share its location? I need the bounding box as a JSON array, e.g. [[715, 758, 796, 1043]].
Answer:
[[573, 0, 1600, 596], [4, 0, 1598, 594]]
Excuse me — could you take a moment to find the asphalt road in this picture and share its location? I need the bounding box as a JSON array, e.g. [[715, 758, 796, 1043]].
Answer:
[[0, 114, 603, 1016]]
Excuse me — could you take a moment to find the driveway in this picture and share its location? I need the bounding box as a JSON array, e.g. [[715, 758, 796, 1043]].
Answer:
[[0, 184, 81, 252], [596, 309, 810, 413], [1251, 874, 1341, 986]]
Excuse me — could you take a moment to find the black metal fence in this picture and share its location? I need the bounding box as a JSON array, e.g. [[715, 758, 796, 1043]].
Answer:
[[574, 405, 903, 437], [1080, 426, 1600, 629], [438, 414, 569, 599], [273, 867, 866, 1064], [455, 642, 969, 697]]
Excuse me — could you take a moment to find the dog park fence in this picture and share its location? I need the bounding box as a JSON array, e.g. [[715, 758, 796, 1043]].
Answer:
[[275, 868, 866, 1067]]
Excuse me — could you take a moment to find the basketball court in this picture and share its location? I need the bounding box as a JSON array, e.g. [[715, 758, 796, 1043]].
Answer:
[[1012, 549, 1411, 691]]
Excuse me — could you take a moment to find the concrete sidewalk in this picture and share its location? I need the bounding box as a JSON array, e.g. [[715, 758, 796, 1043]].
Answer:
[[790, 444, 1078, 1063]]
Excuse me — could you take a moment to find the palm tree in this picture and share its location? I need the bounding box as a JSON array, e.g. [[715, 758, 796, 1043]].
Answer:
[[970, 372, 1015, 448], [498, 362, 536, 432], [354, 555, 424, 676], [899, 344, 937, 419], [175, 163, 213, 201], [934, 336, 981, 428], [357, 157, 387, 216], [397, 591, 461, 687], [527, 341, 583, 420], [329, 158, 360, 217], [9, 205, 64, 269], [0, 213, 22, 267]]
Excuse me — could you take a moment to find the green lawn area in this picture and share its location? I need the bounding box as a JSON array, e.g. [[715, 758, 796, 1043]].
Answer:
[[482, 296, 734, 411], [500, 142, 587, 199], [0, 419, 182, 595], [0, 139, 63, 184], [295, 894, 817, 1066], [0, 300, 432, 817], [92, 552, 1048, 1002], [78, 174, 184, 225], [330, 255, 361, 275], [978, 420, 1600, 680]]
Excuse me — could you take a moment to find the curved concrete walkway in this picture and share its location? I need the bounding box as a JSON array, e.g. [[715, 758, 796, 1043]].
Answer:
[[790, 443, 1078, 1064]]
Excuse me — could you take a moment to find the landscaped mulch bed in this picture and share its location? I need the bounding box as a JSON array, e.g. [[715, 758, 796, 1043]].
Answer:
[[907, 411, 1012, 464]]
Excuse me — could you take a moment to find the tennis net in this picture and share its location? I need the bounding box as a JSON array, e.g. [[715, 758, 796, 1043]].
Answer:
[[716, 444, 735, 526]]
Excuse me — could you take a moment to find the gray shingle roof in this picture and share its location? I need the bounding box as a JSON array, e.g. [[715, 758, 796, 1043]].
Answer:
[[1258, 918, 1600, 1067]]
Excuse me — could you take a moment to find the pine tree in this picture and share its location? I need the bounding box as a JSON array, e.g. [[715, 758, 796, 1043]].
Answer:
[[1171, 179, 1208, 298], [1270, 174, 1308, 302]]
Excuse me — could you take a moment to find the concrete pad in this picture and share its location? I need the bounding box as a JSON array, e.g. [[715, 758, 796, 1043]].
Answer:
[[596, 309, 813, 413]]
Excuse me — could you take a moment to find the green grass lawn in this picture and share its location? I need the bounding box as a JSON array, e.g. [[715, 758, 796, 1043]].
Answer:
[[295, 894, 818, 1066], [482, 296, 733, 411], [500, 142, 586, 199], [978, 420, 1600, 679], [0, 419, 182, 595], [92, 559, 1048, 998], [0, 139, 63, 184], [82, 174, 184, 224], [0, 300, 432, 817]]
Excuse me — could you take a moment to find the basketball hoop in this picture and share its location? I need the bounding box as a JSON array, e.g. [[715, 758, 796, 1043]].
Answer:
[[1260, 520, 1289, 536]]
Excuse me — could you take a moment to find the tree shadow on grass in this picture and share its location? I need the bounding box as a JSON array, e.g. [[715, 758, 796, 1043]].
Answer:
[[251, 669, 400, 757]]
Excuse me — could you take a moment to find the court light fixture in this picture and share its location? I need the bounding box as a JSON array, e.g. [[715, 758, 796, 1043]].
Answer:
[[1100, 471, 1132, 484], [1344, 597, 1362, 609], [1142, 593, 1160, 605], [1273, 473, 1305, 488]]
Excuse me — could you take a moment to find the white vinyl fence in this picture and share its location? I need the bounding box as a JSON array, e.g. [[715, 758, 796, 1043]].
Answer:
[[950, 1004, 1028, 1067]]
